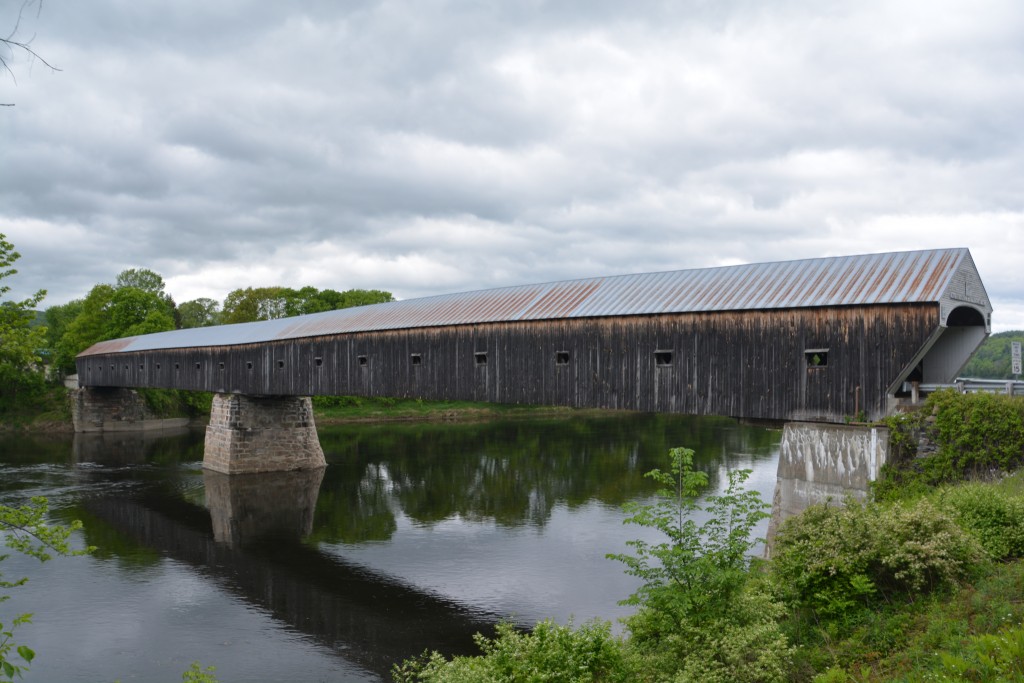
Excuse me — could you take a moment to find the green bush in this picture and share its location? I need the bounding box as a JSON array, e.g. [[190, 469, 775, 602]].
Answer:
[[927, 390, 1024, 480], [608, 447, 770, 625], [771, 498, 985, 618], [392, 619, 629, 683], [626, 583, 792, 683], [935, 483, 1024, 560]]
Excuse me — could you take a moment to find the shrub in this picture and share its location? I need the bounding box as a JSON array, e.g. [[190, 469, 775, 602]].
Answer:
[[771, 498, 985, 618], [935, 483, 1024, 560], [608, 447, 789, 682], [926, 390, 1024, 480], [607, 447, 770, 625], [392, 619, 629, 683], [626, 583, 792, 683]]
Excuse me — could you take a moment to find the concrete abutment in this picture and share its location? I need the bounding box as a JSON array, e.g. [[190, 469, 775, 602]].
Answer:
[[70, 386, 190, 433], [766, 421, 889, 555]]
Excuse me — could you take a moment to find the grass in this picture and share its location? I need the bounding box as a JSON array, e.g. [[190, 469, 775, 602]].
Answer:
[[311, 394, 602, 424]]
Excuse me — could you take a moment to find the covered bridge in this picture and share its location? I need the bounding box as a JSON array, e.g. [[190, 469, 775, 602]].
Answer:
[[77, 248, 991, 425]]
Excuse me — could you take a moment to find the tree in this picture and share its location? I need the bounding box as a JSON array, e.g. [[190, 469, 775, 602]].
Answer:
[[221, 286, 292, 324], [52, 270, 176, 367], [178, 298, 221, 329], [961, 330, 1024, 379], [52, 283, 114, 370], [222, 286, 394, 324], [42, 299, 83, 375], [0, 233, 47, 409]]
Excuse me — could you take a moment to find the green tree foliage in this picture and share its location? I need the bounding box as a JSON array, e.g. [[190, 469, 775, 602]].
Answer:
[[220, 286, 291, 324], [42, 300, 83, 369], [51, 270, 177, 372], [177, 298, 221, 329], [1, 497, 89, 681], [0, 234, 47, 411], [961, 330, 1024, 379], [222, 285, 393, 324]]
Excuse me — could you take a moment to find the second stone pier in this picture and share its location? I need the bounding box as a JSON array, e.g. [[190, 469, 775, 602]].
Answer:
[[204, 393, 326, 474]]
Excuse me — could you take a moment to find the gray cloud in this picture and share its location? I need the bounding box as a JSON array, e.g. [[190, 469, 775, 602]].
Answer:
[[1, 0, 1022, 331]]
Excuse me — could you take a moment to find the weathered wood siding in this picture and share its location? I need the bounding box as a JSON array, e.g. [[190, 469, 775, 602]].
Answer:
[[76, 303, 940, 422]]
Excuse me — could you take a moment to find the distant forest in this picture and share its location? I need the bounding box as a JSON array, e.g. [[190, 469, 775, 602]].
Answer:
[[961, 330, 1024, 379]]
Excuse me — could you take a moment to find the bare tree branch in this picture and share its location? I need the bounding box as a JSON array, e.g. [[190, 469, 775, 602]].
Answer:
[[2, 0, 60, 106]]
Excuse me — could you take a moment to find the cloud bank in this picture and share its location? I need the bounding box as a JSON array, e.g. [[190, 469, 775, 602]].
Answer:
[[2, 0, 1022, 330]]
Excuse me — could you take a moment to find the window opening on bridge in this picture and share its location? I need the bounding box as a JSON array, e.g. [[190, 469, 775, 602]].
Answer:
[[246, 361, 253, 370], [174, 363, 180, 371], [805, 349, 829, 368], [276, 360, 285, 369], [195, 362, 202, 370], [156, 363, 161, 371], [138, 364, 144, 371], [219, 362, 225, 371], [110, 364, 114, 371], [411, 353, 422, 365], [358, 355, 368, 367], [315, 357, 323, 367], [555, 351, 570, 365], [475, 351, 488, 366], [654, 350, 673, 366]]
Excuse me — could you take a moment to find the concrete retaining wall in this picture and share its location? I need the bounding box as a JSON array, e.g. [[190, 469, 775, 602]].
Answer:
[[766, 422, 889, 554]]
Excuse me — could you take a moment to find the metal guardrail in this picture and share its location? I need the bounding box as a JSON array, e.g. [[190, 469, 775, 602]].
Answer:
[[905, 378, 1024, 396]]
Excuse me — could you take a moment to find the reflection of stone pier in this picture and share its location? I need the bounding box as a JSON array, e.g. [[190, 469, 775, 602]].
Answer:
[[204, 468, 325, 547], [83, 489, 498, 678], [766, 422, 888, 554]]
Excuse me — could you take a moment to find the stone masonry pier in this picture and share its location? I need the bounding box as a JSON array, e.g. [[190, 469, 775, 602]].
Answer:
[[203, 393, 326, 474]]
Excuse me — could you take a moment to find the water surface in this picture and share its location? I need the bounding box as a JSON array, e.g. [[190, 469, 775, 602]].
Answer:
[[0, 413, 781, 682]]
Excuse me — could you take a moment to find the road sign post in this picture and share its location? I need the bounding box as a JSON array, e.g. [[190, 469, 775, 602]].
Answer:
[[1012, 340, 1022, 378]]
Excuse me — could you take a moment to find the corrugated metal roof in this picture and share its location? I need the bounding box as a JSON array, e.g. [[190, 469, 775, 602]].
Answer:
[[78, 248, 978, 356]]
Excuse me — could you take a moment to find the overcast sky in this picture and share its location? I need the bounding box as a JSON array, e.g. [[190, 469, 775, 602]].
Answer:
[[2, 0, 1022, 330]]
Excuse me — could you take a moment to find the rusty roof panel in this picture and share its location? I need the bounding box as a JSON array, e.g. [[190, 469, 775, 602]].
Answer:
[[77, 248, 984, 356]]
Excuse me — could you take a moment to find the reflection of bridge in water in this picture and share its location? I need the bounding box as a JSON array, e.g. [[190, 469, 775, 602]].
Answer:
[[82, 473, 498, 679]]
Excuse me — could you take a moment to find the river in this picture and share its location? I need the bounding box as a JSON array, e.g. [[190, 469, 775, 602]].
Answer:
[[0, 412, 781, 682]]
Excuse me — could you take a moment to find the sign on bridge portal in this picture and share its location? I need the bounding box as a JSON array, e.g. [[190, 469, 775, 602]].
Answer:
[[1013, 340, 1022, 376]]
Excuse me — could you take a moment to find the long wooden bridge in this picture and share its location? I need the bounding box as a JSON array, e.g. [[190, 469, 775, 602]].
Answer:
[[74, 248, 992, 473]]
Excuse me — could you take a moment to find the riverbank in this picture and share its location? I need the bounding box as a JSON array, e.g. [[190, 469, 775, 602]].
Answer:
[[0, 386, 621, 433], [311, 395, 626, 425]]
